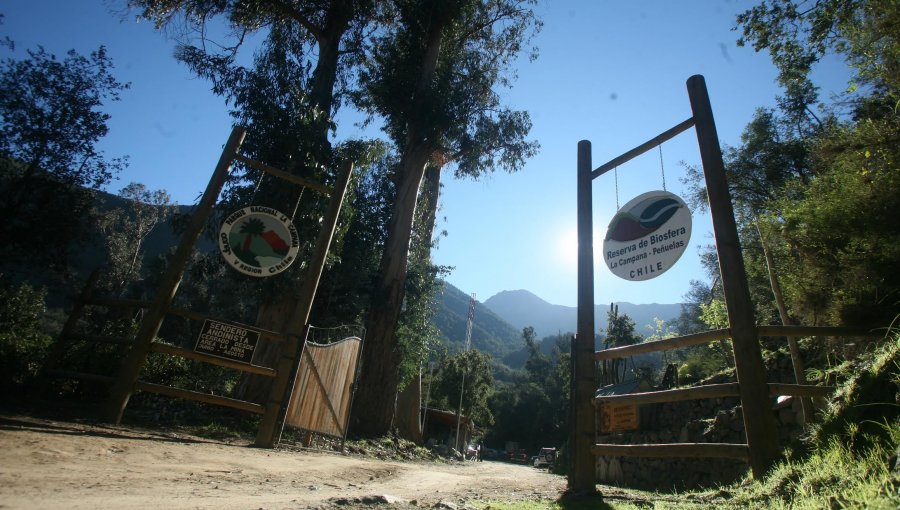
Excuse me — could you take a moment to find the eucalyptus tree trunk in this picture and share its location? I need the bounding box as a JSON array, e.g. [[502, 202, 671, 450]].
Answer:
[[353, 14, 447, 436], [234, 1, 355, 404]]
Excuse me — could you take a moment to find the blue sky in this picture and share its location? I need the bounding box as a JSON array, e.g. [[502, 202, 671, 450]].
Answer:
[[2, 1, 851, 308]]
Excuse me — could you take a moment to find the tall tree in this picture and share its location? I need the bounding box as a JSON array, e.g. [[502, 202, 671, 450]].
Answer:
[[97, 183, 175, 296], [352, 0, 540, 437], [600, 304, 641, 385], [129, 0, 382, 401], [0, 43, 128, 272]]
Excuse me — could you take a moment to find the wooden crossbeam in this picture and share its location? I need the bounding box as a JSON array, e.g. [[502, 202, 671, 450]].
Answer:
[[233, 153, 332, 195], [768, 383, 835, 398], [594, 328, 731, 360], [593, 383, 740, 406], [592, 443, 749, 460], [134, 381, 265, 414], [593, 382, 835, 407], [149, 342, 276, 377], [592, 117, 696, 179], [594, 325, 877, 363]]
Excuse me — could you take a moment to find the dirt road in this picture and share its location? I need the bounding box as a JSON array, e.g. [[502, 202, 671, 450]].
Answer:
[[0, 415, 567, 509]]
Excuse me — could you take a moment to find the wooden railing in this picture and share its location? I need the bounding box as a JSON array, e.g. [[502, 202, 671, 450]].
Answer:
[[591, 325, 880, 463], [44, 286, 278, 413]]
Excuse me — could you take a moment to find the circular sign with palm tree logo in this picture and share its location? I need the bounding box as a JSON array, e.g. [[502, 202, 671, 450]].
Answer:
[[218, 206, 300, 277]]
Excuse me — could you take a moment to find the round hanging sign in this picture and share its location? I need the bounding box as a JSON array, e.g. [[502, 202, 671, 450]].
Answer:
[[602, 190, 692, 281], [219, 206, 300, 277]]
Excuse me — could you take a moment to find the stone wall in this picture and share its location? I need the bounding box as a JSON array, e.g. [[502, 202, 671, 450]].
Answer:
[[595, 360, 807, 490]]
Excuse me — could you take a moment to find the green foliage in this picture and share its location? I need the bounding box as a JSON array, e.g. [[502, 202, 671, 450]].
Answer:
[[0, 280, 52, 390], [427, 348, 495, 427], [676, 345, 732, 386], [0, 44, 128, 188], [600, 304, 642, 385], [773, 112, 900, 325], [96, 183, 175, 297], [698, 299, 728, 330], [0, 42, 128, 272], [353, 0, 541, 178], [737, 0, 900, 102], [486, 329, 570, 455], [678, 0, 900, 330]]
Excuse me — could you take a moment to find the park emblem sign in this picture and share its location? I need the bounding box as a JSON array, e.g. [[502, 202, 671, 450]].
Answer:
[[602, 190, 691, 281], [219, 206, 300, 277]]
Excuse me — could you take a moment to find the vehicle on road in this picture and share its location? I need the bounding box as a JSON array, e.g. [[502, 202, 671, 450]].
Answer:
[[533, 447, 556, 468]]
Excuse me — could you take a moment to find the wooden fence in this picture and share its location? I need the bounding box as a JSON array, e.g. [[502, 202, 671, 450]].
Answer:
[[590, 325, 880, 462]]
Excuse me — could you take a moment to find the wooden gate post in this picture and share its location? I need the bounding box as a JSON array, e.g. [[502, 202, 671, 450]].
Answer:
[[572, 139, 597, 492], [106, 126, 247, 423], [255, 160, 355, 447], [686, 75, 780, 477]]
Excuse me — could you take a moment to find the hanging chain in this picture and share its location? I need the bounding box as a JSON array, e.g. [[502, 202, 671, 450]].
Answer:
[[658, 143, 667, 191], [614, 166, 620, 210], [291, 186, 306, 221], [249, 170, 265, 205]]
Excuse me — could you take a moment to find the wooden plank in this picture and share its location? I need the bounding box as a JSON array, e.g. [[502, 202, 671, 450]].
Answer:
[[149, 342, 276, 377], [758, 325, 881, 338], [573, 139, 597, 493], [688, 74, 779, 478], [284, 338, 362, 438], [233, 154, 332, 195], [106, 127, 247, 424], [592, 443, 749, 460], [134, 381, 265, 414], [592, 382, 833, 407], [594, 328, 731, 360], [593, 383, 740, 406], [768, 383, 835, 398], [592, 117, 695, 179], [46, 369, 114, 385]]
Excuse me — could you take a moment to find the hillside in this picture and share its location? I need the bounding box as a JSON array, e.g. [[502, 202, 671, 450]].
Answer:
[[431, 282, 523, 359], [483, 289, 682, 339]]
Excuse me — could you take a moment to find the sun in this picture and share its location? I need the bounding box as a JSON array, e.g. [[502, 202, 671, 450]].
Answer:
[[557, 227, 579, 270]]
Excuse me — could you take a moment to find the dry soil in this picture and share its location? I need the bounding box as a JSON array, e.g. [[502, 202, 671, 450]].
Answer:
[[0, 415, 569, 509]]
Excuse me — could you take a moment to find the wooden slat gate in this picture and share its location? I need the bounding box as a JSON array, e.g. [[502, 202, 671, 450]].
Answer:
[[571, 75, 883, 491], [43, 126, 355, 448], [283, 334, 363, 449]]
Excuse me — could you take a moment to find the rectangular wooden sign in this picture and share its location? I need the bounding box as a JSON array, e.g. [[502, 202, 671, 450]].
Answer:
[[599, 403, 639, 433], [194, 319, 260, 364]]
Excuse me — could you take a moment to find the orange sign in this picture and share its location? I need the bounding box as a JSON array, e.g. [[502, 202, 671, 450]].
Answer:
[[599, 403, 639, 433]]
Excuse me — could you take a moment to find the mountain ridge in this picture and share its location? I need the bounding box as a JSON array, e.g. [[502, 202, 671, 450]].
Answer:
[[482, 288, 682, 339]]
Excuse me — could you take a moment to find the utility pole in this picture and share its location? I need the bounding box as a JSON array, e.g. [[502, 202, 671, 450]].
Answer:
[[455, 293, 476, 454]]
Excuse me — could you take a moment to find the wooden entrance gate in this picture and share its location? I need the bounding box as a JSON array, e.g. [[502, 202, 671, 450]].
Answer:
[[44, 126, 355, 448]]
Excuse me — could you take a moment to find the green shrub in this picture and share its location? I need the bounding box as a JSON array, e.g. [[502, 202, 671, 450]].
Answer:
[[0, 281, 53, 389]]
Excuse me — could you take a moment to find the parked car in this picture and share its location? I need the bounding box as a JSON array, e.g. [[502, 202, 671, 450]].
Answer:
[[533, 447, 556, 468], [481, 447, 500, 460], [509, 449, 528, 463]]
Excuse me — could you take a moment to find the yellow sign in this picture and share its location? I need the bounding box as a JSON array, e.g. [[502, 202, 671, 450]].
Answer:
[[599, 403, 639, 433]]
